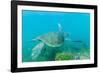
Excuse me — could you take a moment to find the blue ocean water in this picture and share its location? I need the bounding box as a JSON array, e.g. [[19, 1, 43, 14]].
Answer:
[[22, 10, 90, 62]]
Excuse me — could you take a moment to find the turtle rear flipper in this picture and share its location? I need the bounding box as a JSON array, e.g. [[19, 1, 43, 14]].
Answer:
[[31, 42, 44, 60]]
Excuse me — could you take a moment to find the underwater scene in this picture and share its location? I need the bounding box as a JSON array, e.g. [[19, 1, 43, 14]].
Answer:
[[22, 10, 90, 62]]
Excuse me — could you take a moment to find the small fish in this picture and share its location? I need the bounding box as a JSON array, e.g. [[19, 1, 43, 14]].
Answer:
[[72, 40, 83, 43]]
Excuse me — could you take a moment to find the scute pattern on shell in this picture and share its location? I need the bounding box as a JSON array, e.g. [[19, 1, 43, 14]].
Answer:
[[37, 32, 64, 47]]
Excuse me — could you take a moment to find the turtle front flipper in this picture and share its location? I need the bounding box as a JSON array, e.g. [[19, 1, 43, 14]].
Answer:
[[31, 42, 44, 60]]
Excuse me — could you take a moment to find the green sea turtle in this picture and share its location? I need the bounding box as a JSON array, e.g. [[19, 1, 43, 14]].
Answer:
[[31, 23, 69, 60], [32, 23, 69, 47]]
